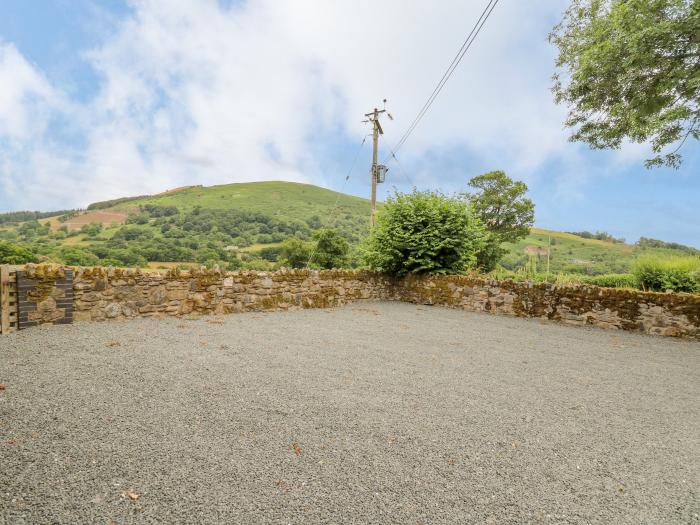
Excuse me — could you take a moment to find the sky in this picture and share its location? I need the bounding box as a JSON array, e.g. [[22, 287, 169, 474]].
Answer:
[[0, 0, 698, 247]]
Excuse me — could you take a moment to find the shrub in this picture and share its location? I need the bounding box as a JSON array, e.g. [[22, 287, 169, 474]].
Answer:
[[632, 256, 700, 293], [80, 222, 103, 237], [58, 247, 100, 267], [255, 246, 283, 262], [310, 229, 349, 269], [0, 241, 37, 264], [279, 237, 313, 269], [581, 274, 638, 289], [363, 190, 486, 276]]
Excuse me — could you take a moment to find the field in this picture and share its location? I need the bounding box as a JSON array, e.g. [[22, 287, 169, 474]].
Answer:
[[0, 181, 697, 276], [2, 303, 698, 523]]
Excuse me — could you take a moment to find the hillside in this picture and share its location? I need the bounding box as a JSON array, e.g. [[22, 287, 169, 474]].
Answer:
[[85, 181, 370, 232], [0, 181, 696, 273]]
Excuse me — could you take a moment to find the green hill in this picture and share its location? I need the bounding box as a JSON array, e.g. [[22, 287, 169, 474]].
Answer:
[[115, 181, 370, 218], [0, 181, 696, 273]]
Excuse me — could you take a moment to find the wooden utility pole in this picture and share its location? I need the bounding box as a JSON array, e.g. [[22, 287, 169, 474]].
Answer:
[[364, 101, 391, 227], [370, 109, 380, 227]]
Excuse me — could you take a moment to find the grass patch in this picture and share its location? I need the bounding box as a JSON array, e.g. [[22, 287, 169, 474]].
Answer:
[[632, 255, 700, 293]]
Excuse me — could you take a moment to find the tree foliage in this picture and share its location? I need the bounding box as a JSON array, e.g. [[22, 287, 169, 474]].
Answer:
[[568, 230, 625, 243], [467, 171, 535, 271], [279, 237, 313, 268], [310, 229, 349, 269], [550, 0, 700, 168], [0, 241, 37, 264], [363, 190, 486, 276]]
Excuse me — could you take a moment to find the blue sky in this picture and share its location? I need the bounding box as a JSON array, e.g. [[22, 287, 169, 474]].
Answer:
[[0, 0, 698, 247]]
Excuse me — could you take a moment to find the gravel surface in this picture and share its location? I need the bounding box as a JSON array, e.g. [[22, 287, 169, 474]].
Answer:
[[1, 302, 699, 524]]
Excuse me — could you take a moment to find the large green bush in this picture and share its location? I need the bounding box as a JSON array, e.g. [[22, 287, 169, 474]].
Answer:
[[632, 256, 700, 293], [363, 190, 485, 276], [0, 241, 37, 264]]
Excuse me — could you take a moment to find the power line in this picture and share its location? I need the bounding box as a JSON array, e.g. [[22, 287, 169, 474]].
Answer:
[[305, 136, 368, 269], [384, 0, 500, 163], [390, 151, 416, 189]]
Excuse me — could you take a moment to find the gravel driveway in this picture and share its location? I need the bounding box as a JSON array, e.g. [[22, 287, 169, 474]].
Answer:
[[1, 302, 699, 524]]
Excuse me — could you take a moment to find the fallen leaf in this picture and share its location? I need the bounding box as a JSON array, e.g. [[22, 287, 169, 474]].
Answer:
[[105, 341, 121, 348], [0, 384, 5, 390], [207, 319, 224, 325], [290, 442, 302, 456], [122, 489, 139, 500], [274, 479, 290, 491]]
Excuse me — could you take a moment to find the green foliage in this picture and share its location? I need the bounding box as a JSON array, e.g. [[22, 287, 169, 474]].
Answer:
[[87, 195, 148, 210], [279, 237, 313, 268], [58, 247, 100, 267], [581, 273, 638, 288], [632, 255, 700, 292], [127, 213, 150, 225], [363, 190, 486, 276], [550, 0, 700, 168], [143, 204, 178, 217], [636, 237, 699, 254], [467, 171, 535, 271], [0, 241, 37, 264], [310, 229, 349, 269], [16, 220, 50, 240], [255, 245, 284, 262], [475, 237, 508, 274], [80, 222, 103, 237], [120, 181, 370, 242], [488, 269, 639, 289], [0, 209, 76, 225], [568, 231, 625, 243]]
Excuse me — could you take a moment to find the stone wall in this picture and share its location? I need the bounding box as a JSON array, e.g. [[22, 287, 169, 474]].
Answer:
[[392, 274, 700, 339], [10, 265, 700, 339], [71, 267, 392, 321]]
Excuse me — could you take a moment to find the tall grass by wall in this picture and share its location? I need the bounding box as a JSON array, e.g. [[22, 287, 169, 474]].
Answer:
[[632, 256, 700, 293]]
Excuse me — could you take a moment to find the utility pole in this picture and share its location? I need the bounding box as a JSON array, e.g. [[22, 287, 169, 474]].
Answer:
[[363, 100, 392, 227]]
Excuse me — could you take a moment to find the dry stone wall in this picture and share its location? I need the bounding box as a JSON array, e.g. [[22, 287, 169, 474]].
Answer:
[[72, 267, 392, 321], [393, 274, 700, 339], [9, 265, 700, 339]]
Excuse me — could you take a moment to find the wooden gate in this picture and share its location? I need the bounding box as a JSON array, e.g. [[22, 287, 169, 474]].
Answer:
[[0, 265, 19, 335]]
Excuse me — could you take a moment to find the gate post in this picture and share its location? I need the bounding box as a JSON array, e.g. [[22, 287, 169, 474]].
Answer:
[[1, 265, 10, 334]]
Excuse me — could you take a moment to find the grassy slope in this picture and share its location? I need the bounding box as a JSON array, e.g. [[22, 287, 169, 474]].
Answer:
[[113, 181, 371, 221], [507, 228, 635, 274]]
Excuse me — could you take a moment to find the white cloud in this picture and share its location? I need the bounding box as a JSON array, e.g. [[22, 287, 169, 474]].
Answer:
[[0, 42, 57, 141], [1, 0, 649, 211]]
